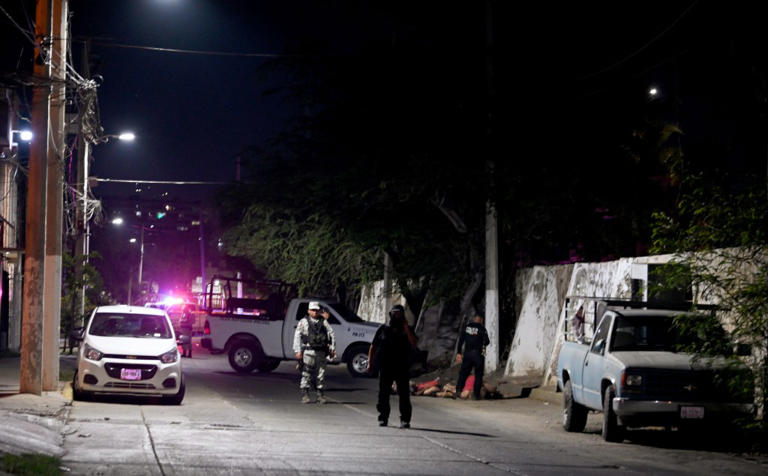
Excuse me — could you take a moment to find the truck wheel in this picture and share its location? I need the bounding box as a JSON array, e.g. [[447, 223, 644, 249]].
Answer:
[[562, 380, 587, 432], [346, 345, 370, 378], [228, 340, 261, 373], [602, 386, 624, 442], [256, 358, 281, 373]]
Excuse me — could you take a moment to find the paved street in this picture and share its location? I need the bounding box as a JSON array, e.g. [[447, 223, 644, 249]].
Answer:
[[54, 341, 766, 475]]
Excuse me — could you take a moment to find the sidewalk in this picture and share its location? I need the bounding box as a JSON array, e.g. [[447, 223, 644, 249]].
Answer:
[[0, 356, 72, 459]]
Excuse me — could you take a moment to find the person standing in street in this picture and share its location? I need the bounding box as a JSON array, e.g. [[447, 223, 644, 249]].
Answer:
[[293, 301, 336, 404], [367, 304, 418, 428], [455, 313, 490, 400]]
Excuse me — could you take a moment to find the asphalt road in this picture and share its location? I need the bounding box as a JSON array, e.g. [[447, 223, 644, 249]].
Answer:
[[60, 342, 767, 475]]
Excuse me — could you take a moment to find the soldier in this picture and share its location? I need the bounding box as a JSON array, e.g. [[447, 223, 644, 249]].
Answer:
[[293, 301, 336, 403], [455, 313, 490, 400]]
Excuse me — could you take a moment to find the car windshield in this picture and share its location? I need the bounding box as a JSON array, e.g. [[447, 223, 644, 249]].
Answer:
[[88, 313, 172, 338], [327, 302, 364, 323], [611, 314, 713, 352]]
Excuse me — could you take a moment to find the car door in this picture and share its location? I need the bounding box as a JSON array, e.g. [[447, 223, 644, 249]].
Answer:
[[581, 312, 613, 409]]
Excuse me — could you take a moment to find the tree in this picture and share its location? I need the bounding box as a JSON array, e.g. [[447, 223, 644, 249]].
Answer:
[[651, 172, 768, 426], [61, 251, 109, 352]]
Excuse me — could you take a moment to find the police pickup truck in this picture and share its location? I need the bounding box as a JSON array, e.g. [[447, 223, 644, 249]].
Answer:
[[556, 299, 754, 442], [200, 276, 379, 377]]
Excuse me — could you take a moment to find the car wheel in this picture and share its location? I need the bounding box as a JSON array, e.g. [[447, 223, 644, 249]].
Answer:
[[72, 371, 91, 402], [228, 340, 261, 373], [256, 357, 281, 373], [602, 385, 624, 442], [163, 381, 185, 405], [346, 345, 371, 378], [562, 380, 588, 432]]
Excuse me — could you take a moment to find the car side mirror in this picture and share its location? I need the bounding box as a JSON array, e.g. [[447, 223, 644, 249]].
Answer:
[[70, 327, 85, 342], [592, 338, 606, 354]]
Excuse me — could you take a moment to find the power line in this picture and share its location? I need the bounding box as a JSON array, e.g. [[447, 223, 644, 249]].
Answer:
[[92, 177, 234, 185], [577, 0, 699, 81], [89, 41, 295, 58]]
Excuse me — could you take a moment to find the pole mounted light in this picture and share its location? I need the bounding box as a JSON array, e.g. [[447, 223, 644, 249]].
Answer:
[[111, 217, 124, 225]]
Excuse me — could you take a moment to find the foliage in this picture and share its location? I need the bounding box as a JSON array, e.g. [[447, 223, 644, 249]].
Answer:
[[651, 171, 768, 424], [220, 28, 491, 316], [0, 453, 61, 476], [61, 251, 109, 337]]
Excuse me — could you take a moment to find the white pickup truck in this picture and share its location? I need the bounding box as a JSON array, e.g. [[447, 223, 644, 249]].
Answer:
[[200, 277, 379, 377], [556, 299, 754, 442]]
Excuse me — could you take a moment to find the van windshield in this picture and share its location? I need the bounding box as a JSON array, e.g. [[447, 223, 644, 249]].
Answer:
[[327, 303, 364, 323], [89, 313, 172, 338]]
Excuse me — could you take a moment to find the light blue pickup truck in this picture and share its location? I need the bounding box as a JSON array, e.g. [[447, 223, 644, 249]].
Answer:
[[556, 300, 754, 442]]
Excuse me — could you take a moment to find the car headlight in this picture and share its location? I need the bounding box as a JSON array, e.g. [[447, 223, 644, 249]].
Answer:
[[160, 348, 178, 364], [624, 374, 643, 387], [83, 343, 103, 361]]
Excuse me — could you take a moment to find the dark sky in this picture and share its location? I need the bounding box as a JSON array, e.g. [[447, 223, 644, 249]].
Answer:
[[3, 1, 767, 296], [70, 1, 397, 198]]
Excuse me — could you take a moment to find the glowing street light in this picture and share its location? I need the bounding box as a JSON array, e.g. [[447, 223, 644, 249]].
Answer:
[[129, 237, 137, 243], [648, 87, 659, 97], [117, 132, 136, 142], [111, 217, 124, 225]]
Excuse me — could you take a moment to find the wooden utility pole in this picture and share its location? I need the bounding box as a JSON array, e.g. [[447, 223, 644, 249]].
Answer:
[[21, 0, 54, 395], [42, 0, 68, 391]]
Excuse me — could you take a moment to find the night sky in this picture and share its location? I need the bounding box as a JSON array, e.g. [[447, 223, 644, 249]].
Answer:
[[2, 1, 767, 297]]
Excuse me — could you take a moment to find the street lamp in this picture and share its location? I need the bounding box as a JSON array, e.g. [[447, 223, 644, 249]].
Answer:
[[9, 129, 33, 148], [96, 131, 136, 144]]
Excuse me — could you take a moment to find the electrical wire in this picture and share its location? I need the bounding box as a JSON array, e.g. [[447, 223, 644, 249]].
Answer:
[[90, 41, 295, 58], [577, 0, 699, 81], [92, 178, 233, 186]]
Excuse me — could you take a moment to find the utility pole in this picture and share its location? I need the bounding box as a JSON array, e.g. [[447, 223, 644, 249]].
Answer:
[[21, 0, 54, 395], [74, 38, 92, 322], [484, 0, 500, 373], [42, 0, 68, 391]]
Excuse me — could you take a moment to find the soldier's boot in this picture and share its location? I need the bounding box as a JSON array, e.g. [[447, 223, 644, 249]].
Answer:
[[301, 390, 311, 404], [317, 390, 327, 404]]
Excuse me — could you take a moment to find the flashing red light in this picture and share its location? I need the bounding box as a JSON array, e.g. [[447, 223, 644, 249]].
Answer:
[[204, 321, 210, 335]]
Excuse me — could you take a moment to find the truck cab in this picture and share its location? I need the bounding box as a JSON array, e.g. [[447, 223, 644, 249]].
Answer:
[[201, 276, 379, 377]]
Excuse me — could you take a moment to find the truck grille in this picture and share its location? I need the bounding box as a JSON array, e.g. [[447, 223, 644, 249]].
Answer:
[[641, 368, 752, 403]]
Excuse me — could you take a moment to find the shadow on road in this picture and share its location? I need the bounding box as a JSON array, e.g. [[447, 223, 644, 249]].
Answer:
[[410, 427, 496, 438], [583, 425, 766, 453]]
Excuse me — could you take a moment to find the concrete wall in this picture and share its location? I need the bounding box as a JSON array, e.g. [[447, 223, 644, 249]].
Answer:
[[505, 256, 673, 388]]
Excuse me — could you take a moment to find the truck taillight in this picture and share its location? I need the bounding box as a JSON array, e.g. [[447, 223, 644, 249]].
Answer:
[[204, 320, 210, 335]]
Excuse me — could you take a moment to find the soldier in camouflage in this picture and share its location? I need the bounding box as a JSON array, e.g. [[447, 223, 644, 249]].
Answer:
[[293, 301, 336, 403]]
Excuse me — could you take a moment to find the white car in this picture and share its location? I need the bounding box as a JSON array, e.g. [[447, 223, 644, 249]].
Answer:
[[73, 305, 185, 404]]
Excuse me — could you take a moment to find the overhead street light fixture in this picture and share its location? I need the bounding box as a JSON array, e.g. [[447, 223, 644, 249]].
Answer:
[[111, 217, 124, 225], [117, 132, 136, 142]]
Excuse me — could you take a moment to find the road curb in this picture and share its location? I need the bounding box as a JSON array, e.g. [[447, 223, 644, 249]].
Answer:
[[529, 386, 561, 406]]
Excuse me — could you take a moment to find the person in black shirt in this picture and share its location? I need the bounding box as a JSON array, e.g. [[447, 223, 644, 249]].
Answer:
[[456, 313, 490, 400], [367, 304, 417, 428]]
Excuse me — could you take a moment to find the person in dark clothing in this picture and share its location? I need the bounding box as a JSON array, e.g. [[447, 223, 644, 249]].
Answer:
[[367, 304, 417, 428], [456, 313, 490, 400]]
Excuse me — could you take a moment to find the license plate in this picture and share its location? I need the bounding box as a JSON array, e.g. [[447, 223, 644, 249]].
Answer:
[[120, 368, 142, 381], [680, 406, 705, 419]]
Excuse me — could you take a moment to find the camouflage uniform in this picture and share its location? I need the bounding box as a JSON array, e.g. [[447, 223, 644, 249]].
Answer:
[[293, 313, 335, 401]]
